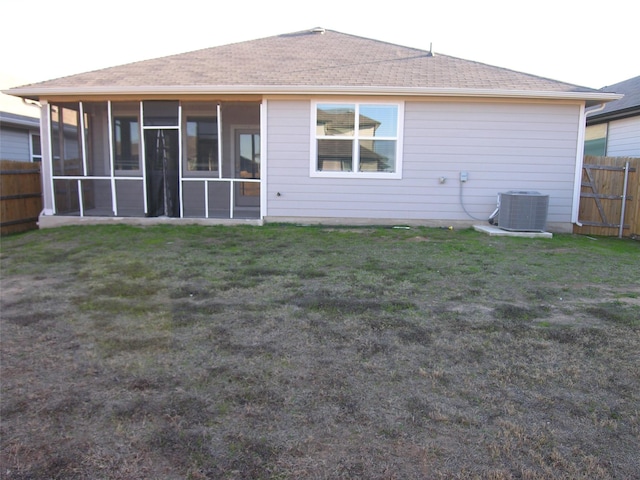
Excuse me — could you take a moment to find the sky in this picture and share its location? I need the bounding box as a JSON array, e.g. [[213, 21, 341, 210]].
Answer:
[[0, 0, 637, 91]]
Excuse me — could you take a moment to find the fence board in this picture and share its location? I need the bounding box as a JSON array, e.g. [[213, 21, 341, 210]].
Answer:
[[573, 156, 639, 238], [0, 160, 43, 235]]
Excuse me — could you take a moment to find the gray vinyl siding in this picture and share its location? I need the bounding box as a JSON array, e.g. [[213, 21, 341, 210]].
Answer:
[[266, 99, 581, 225], [0, 126, 31, 161], [606, 116, 640, 157]]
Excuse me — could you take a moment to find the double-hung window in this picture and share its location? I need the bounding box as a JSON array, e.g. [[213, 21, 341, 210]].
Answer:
[[311, 101, 403, 178]]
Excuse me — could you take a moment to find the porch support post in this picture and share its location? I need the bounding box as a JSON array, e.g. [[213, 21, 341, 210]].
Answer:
[[229, 180, 234, 219], [204, 180, 209, 219], [178, 102, 184, 218], [77, 179, 84, 217], [40, 100, 55, 215], [107, 101, 118, 216], [619, 161, 630, 238], [140, 101, 148, 215], [79, 102, 87, 176], [572, 103, 587, 225], [79, 102, 87, 217], [260, 100, 267, 220], [217, 103, 222, 180]]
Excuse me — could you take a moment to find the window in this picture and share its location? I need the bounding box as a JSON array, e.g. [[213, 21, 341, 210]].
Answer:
[[186, 117, 218, 171], [584, 123, 607, 156], [113, 117, 140, 170], [312, 102, 403, 178], [30, 133, 41, 162]]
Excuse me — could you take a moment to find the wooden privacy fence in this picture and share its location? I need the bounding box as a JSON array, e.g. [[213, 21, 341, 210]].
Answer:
[[0, 160, 42, 235], [573, 156, 639, 238]]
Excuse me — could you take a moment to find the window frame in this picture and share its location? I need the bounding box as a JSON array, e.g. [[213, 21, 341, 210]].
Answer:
[[30, 132, 42, 162], [310, 100, 404, 179], [584, 123, 608, 157]]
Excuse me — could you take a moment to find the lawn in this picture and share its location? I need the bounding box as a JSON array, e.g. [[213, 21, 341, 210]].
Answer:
[[1, 224, 639, 479]]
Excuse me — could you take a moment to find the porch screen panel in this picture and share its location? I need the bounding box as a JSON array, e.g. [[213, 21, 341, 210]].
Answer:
[[182, 102, 219, 176], [186, 117, 218, 172], [143, 101, 179, 126], [53, 179, 80, 215], [233, 186, 261, 219], [51, 103, 82, 176], [115, 179, 145, 216], [81, 179, 113, 216], [207, 182, 231, 218], [182, 181, 205, 217], [111, 102, 141, 174], [82, 102, 110, 176]]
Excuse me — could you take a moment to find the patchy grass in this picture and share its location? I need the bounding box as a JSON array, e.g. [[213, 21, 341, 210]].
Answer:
[[1, 224, 639, 479]]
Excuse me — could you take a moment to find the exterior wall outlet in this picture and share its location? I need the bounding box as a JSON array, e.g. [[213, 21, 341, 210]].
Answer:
[[460, 171, 468, 182]]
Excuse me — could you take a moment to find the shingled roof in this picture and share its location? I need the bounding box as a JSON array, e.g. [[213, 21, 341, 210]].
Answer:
[[4, 29, 620, 105], [587, 75, 640, 122]]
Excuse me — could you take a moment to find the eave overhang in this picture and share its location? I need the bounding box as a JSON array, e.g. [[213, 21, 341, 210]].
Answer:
[[3, 85, 622, 107], [0, 112, 40, 129], [586, 106, 640, 124]]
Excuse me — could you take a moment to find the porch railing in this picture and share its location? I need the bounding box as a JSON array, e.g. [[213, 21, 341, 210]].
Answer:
[[50, 174, 260, 219]]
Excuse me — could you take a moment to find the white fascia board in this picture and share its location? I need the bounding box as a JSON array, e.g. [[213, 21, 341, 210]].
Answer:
[[3, 85, 623, 104]]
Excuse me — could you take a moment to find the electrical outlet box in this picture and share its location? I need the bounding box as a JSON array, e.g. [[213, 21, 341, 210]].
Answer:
[[460, 171, 468, 182]]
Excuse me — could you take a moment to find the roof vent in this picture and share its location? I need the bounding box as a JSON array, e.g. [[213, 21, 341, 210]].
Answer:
[[311, 27, 326, 34]]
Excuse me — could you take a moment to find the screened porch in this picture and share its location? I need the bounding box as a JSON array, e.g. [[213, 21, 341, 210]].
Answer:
[[46, 100, 261, 220]]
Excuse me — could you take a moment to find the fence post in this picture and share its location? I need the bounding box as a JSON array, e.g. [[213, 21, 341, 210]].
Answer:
[[619, 161, 630, 238]]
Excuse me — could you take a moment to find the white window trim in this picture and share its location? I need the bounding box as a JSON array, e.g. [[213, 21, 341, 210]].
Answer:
[[310, 100, 404, 179], [29, 131, 42, 162]]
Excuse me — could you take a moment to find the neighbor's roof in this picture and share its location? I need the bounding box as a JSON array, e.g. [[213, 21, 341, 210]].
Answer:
[[0, 72, 41, 119], [4, 29, 621, 105], [587, 75, 640, 122]]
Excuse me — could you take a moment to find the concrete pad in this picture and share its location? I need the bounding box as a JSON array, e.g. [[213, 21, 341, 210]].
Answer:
[[473, 225, 553, 238]]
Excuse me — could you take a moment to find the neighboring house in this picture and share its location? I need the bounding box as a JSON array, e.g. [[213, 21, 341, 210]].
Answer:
[[584, 75, 640, 157], [0, 74, 42, 162], [4, 29, 619, 231]]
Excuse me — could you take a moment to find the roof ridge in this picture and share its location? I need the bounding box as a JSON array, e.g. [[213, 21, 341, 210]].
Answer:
[[313, 28, 434, 55]]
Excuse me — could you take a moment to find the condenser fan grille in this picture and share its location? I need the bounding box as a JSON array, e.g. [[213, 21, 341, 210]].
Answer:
[[498, 191, 549, 232]]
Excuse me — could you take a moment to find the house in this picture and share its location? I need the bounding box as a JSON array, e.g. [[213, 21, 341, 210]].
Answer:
[[0, 74, 42, 163], [584, 75, 640, 157], [4, 28, 620, 231]]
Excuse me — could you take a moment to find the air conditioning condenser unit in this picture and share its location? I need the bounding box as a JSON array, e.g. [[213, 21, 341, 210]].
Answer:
[[497, 191, 549, 232]]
